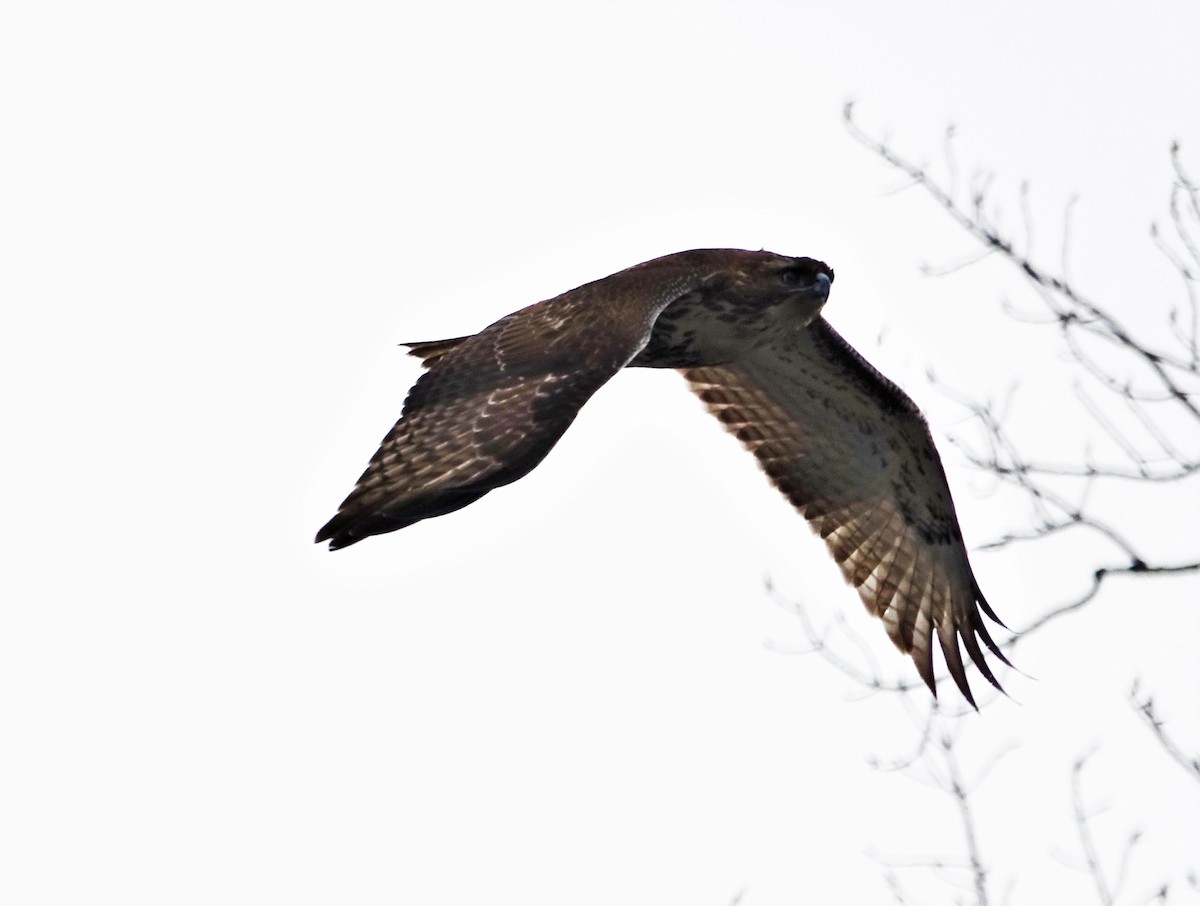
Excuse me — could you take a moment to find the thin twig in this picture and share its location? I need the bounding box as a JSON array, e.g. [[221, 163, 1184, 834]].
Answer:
[[1129, 681, 1200, 785]]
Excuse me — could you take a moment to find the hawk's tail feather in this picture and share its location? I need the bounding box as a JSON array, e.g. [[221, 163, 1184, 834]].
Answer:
[[402, 336, 472, 369]]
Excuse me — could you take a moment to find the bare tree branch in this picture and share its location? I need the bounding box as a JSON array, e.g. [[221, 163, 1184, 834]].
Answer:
[[1066, 752, 1144, 906], [842, 104, 1199, 609], [1009, 560, 1200, 645], [1129, 681, 1200, 785], [943, 734, 991, 906], [844, 102, 1200, 430], [792, 108, 1200, 906]]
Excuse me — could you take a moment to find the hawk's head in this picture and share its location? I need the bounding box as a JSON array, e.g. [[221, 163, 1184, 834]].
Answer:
[[644, 248, 833, 314], [707, 250, 833, 307]]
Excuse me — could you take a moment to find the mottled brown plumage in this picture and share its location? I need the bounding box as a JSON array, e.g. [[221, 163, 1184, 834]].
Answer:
[[317, 249, 1010, 705]]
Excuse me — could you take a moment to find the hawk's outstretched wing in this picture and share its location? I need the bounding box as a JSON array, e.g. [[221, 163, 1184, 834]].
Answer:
[[316, 268, 698, 549], [684, 318, 1009, 705]]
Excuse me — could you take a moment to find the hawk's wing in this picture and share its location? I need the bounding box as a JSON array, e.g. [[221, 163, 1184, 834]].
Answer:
[[316, 278, 687, 550], [684, 317, 1009, 705]]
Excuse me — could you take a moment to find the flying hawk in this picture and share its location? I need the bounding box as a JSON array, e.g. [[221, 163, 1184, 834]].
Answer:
[[317, 249, 1010, 705]]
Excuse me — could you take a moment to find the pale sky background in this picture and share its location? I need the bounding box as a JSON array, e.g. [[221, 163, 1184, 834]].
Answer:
[[1, 2, 1198, 904]]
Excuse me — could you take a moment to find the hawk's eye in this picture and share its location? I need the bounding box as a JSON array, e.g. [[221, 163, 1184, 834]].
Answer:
[[779, 268, 803, 286]]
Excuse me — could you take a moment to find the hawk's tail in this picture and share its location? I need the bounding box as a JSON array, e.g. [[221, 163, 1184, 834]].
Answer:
[[402, 336, 471, 369]]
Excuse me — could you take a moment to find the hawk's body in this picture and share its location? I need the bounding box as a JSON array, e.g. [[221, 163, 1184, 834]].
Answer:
[[317, 249, 1009, 705]]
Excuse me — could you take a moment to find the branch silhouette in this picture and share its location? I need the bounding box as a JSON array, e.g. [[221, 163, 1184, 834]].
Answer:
[[766, 108, 1200, 905]]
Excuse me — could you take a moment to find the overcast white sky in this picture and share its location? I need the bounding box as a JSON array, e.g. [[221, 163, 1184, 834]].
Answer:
[[2, 2, 1198, 903]]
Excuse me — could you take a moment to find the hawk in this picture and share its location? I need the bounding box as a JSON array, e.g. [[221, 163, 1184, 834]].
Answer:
[[317, 249, 1010, 705]]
